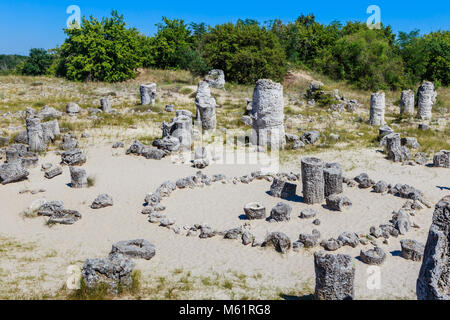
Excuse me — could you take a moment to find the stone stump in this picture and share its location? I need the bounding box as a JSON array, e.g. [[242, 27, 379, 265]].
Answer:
[[163, 114, 193, 150], [70, 166, 87, 188], [417, 81, 437, 120], [26, 117, 46, 152], [323, 163, 343, 197], [301, 157, 325, 204], [400, 90, 415, 115], [195, 81, 217, 130], [314, 251, 355, 300], [417, 196, 450, 300], [140, 83, 156, 105], [433, 150, 450, 168], [100, 97, 112, 113], [385, 133, 410, 162], [369, 92, 385, 126], [250, 79, 286, 149]]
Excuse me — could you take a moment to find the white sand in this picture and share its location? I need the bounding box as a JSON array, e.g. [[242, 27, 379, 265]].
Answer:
[[1, 143, 449, 299]]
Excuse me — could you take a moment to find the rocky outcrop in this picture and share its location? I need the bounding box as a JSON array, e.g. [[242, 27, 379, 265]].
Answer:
[[417, 196, 450, 300], [314, 252, 355, 300]]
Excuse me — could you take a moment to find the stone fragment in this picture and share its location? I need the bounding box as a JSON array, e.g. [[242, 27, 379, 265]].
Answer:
[[298, 229, 321, 248], [205, 69, 225, 89], [326, 194, 352, 211], [61, 149, 86, 166], [338, 232, 359, 248], [91, 194, 113, 209], [111, 239, 156, 260], [299, 208, 317, 219], [0, 162, 29, 184], [44, 165, 62, 179], [433, 150, 450, 168]]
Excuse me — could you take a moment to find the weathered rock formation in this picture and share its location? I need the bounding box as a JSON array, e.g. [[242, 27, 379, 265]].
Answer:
[[400, 90, 415, 115], [195, 81, 217, 130], [417, 81, 437, 120], [140, 83, 156, 105], [70, 166, 87, 188], [301, 157, 325, 204], [204, 69, 225, 89], [250, 79, 286, 149], [369, 92, 385, 126], [323, 163, 343, 197]]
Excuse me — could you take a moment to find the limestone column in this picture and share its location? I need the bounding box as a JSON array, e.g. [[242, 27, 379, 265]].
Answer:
[[323, 163, 343, 197], [195, 81, 217, 130], [301, 157, 325, 204], [70, 166, 87, 188], [26, 117, 46, 152], [369, 92, 385, 126], [400, 90, 414, 115], [417, 81, 436, 120], [140, 83, 156, 106]]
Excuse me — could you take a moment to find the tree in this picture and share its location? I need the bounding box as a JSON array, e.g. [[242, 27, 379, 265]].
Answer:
[[21, 48, 53, 76], [58, 11, 144, 82], [202, 21, 287, 84]]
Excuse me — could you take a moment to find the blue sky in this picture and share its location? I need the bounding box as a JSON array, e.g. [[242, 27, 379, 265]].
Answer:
[[1, 0, 449, 55]]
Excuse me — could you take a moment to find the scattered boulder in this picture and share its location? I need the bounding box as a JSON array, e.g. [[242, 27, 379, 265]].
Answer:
[[69, 166, 87, 188], [360, 247, 386, 265], [433, 150, 450, 168], [301, 130, 320, 145], [298, 229, 321, 248], [299, 208, 317, 219], [314, 252, 355, 300], [61, 149, 86, 166], [61, 133, 78, 151], [263, 232, 291, 253], [81, 252, 135, 294], [338, 232, 359, 248], [0, 162, 29, 184], [152, 136, 180, 152], [326, 194, 352, 211], [372, 180, 388, 193], [269, 179, 297, 199], [269, 202, 292, 222], [400, 239, 425, 261], [48, 209, 82, 225], [320, 238, 342, 251], [244, 202, 266, 220], [44, 165, 62, 179], [66, 102, 81, 114], [354, 173, 375, 189], [91, 194, 113, 209], [110, 239, 156, 260]]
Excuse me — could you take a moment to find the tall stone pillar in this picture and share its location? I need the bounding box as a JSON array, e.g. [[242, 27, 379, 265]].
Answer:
[[26, 117, 46, 152], [301, 157, 325, 204], [250, 79, 286, 149], [195, 81, 217, 130], [369, 92, 385, 126], [140, 83, 156, 106], [400, 90, 414, 115], [417, 81, 436, 120]]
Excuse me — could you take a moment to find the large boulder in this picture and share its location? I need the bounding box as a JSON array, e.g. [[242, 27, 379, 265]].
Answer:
[[400, 239, 425, 262], [269, 179, 297, 199], [360, 247, 386, 265], [81, 252, 136, 294], [110, 239, 156, 260], [0, 162, 29, 184], [269, 202, 292, 222], [417, 196, 450, 300]]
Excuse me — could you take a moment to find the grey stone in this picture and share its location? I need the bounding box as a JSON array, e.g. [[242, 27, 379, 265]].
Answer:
[[91, 194, 113, 209], [369, 92, 385, 126], [373, 180, 388, 193], [195, 81, 216, 130], [269, 202, 292, 222], [320, 238, 342, 251], [69, 166, 87, 188], [269, 179, 297, 199], [433, 150, 450, 168], [26, 117, 46, 152], [400, 239, 425, 261], [298, 229, 321, 248], [417, 196, 450, 300], [141, 148, 166, 160], [386, 133, 410, 162], [0, 162, 29, 184], [400, 90, 415, 115], [61, 133, 78, 151], [37, 105, 62, 119], [250, 79, 286, 149], [354, 173, 374, 189], [41, 120, 60, 143], [205, 69, 225, 89], [81, 252, 135, 294], [242, 231, 253, 245], [165, 104, 175, 112], [61, 149, 86, 166], [263, 232, 291, 253], [152, 136, 180, 152], [110, 239, 156, 260], [112, 142, 124, 149], [417, 81, 436, 120], [300, 208, 317, 219], [44, 165, 62, 179], [224, 227, 244, 240], [48, 209, 82, 225], [140, 83, 156, 105], [401, 137, 420, 149], [244, 202, 266, 220], [37, 200, 64, 216], [323, 163, 343, 197], [100, 97, 112, 113], [360, 247, 386, 265], [338, 232, 359, 248], [301, 157, 325, 204], [313, 219, 321, 225], [314, 251, 355, 300], [326, 194, 352, 211], [66, 102, 81, 114], [301, 130, 320, 145]]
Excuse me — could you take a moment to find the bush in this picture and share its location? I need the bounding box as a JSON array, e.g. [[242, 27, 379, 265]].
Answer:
[[21, 48, 53, 76], [202, 20, 287, 84], [57, 11, 144, 82]]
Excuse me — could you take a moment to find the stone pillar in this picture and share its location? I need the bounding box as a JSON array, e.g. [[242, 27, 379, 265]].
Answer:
[[301, 157, 325, 204], [165, 115, 193, 150], [400, 90, 414, 115], [26, 117, 46, 152], [42, 119, 60, 144], [369, 92, 385, 126], [314, 251, 355, 300], [205, 69, 225, 89], [140, 83, 156, 106], [417, 81, 437, 120], [250, 79, 286, 149], [100, 97, 112, 113], [195, 81, 217, 130], [385, 133, 410, 162], [417, 196, 450, 300], [323, 163, 343, 197], [70, 166, 87, 188]]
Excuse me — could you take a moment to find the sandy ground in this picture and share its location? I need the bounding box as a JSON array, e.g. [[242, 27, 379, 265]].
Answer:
[[0, 142, 449, 300]]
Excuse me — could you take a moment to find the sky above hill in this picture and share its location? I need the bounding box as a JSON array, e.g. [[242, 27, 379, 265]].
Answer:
[[1, 0, 449, 55]]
